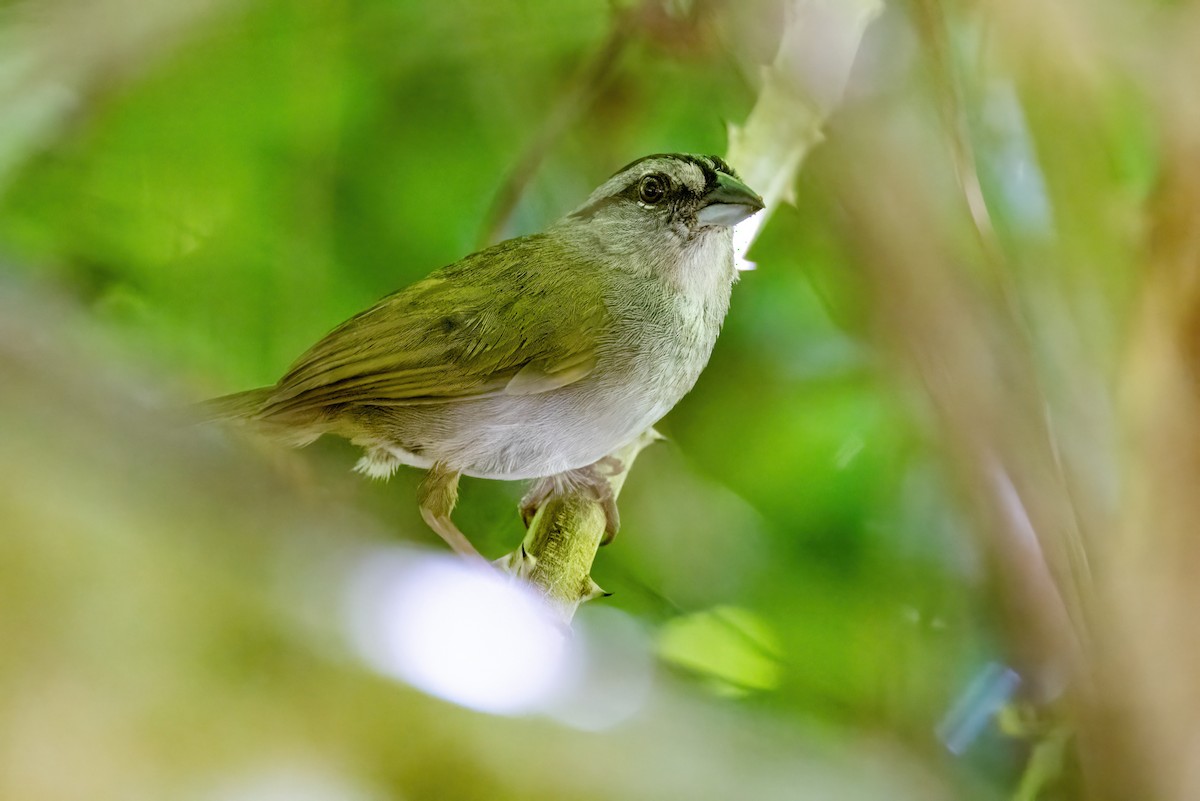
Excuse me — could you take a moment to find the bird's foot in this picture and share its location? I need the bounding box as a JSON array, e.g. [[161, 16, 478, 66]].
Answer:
[[520, 462, 621, 544]]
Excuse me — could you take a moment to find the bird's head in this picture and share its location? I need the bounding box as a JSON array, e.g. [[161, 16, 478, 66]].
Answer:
[[558, 154, 765, 274]]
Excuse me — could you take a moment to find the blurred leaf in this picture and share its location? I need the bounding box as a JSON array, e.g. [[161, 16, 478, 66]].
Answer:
[[657, 605, 783, 695]]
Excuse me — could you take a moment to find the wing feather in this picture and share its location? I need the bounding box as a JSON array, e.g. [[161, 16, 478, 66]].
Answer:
[[258, 235, 606, 418]]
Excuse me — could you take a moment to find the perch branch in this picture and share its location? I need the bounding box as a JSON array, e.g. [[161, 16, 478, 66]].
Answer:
[[496, 429, 661, 623]]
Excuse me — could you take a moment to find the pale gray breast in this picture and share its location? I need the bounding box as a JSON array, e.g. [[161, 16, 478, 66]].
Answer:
[[587, 259, 732, 437]]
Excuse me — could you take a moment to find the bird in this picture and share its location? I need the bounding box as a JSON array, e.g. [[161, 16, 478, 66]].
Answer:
[[203, 153, 765, 557]]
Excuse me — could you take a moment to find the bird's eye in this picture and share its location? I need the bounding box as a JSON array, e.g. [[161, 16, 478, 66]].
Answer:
[[638, 174, 667, 205]]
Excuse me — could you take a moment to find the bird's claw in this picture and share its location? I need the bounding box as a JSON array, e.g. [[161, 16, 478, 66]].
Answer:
[[519, 499, 538, 529], [520, 466, 621, 544], [599, 493, 620, 545]]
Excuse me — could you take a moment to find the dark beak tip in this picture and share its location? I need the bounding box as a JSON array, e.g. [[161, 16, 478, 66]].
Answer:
[[738, 195, 766, 216], [708, 173, 766, 210]]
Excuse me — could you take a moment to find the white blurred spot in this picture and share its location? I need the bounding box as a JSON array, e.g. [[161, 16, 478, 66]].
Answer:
[[345, 550, 573, 716]]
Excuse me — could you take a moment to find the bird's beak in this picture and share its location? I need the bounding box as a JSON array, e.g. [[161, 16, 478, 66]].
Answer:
[[695, 173, 766, 227]]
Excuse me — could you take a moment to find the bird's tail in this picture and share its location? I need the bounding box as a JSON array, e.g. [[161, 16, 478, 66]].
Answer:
[[195, 386, 274, 422]]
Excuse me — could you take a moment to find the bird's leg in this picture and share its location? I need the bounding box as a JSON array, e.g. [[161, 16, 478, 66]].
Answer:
[[520, 460, 621, 544], [417, 463, 483, 560]]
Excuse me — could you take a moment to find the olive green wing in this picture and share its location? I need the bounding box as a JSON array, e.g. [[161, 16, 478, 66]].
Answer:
[[259, 235, 606, 418]]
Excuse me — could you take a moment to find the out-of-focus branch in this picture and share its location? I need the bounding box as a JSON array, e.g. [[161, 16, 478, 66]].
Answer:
[[500, 0, 882, 622], [477, 0, 661, 247], [833, 1, 1200, 796], [1096, 25, 1200, 798], [911, 0, 1005, 270], [909, 0, 1095, 680], [830, 141, 1085, 691]]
